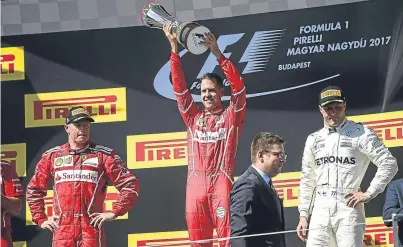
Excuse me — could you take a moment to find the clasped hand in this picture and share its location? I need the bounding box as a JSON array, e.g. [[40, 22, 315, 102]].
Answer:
[[162, 22, 222, 58]]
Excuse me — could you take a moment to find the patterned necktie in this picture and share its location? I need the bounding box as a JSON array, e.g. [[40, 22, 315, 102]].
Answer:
[[269, 180, 278, 196]]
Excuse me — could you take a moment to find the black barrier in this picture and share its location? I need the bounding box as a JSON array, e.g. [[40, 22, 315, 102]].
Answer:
[[1, 0, 403, 246]]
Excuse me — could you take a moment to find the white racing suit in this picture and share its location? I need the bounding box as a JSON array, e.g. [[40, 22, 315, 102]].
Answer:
[[299, 119, 398, 247]]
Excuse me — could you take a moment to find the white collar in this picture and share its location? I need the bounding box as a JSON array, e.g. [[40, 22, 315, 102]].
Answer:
[[324, 118, 347, 133]]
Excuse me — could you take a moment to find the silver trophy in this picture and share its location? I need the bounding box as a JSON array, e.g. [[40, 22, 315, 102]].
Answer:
[[141, 2, 210, 55]]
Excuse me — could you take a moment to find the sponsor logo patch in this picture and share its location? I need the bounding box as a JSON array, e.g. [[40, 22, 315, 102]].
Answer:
[[340, 141, 353, 148], [194, 128, 227, 143], [316, 156, 356, 166], [321, 89, 341, 99], [54, 170, 98, 184], [53, 155, 74, 168], [82, 157, 98, 167], [216, 207, 226, 218]]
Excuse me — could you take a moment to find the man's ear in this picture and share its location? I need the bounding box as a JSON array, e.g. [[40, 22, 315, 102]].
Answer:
[[319, 106, 325, 114], [64, 124, 69, 134], [220, 87, 224, 95], [258, 151, 264, 162]]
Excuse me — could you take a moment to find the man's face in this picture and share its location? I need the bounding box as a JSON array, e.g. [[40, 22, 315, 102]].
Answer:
[[200, 78, 224, 110], [263, 143, 286, 178], [65, 119, 91, 144], [320, 102, 346, 127]]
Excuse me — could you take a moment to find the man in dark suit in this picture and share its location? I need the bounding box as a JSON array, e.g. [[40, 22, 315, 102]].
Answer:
[[230, 132, 286, 247], [382, 178, 403, 246]]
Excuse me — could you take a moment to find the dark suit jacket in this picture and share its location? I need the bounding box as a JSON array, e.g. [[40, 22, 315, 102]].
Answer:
[[230, 166, 285, 247], [382, 178, 403, 246]]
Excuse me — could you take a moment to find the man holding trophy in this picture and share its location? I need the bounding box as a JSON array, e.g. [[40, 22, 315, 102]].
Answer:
[[162, 22, 246, 246]]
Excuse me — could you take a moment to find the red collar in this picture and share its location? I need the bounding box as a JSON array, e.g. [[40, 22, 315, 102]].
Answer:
[[63, 142, 92, 153]]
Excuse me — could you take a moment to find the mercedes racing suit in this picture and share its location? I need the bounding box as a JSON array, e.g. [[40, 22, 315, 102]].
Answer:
[[26, 143, 139, 247], [1, 161, 24, 247], [298, 119, 398, 247], [171, 52, 246, 246]]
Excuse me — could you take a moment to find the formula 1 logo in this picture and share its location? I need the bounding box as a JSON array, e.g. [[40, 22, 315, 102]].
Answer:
[[155, 30, 285, 101], [154, 30, 340, 102]]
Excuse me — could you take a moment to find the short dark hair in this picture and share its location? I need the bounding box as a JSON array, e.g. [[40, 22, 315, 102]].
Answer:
[[200, 73, 224, 88], [250, 132, 285, 163]]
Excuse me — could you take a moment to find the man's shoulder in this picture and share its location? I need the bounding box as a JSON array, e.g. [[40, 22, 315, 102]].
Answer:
[[0, 160, 12, 174], [306, 128, 324, 143], [344, 119, 370, 132], [42, 144, 66, 157], [390, 178, 403, 187], [234, 168, 258, 187], [89, 144, 116, 156], [1, 160, 11, 167], [343, 120, 379, 141]]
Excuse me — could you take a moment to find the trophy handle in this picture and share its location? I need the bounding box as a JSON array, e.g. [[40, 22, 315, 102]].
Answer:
[[176, 22, 210, 55]]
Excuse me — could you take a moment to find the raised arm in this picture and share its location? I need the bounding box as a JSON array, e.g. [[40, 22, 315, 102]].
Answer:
[[205, 33, 246, 125], [164, 22, 199, 126]]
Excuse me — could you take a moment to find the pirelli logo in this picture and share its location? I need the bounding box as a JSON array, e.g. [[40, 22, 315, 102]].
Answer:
[[1, 143, 27, 177], [1, 46, 25, 81], [12, 241, 27, 247], [234, 171, 301, 208], [348, 111, 403, 147], [24, 87, 127, 128], [321, 89, 341, 99], [127, 218, 395, 247], [26, 186, 128, 225], [127, 132, 187, 169], [272, 172, 300, 207], [128, 230, 219, 247], [364, 217, 394, 246]]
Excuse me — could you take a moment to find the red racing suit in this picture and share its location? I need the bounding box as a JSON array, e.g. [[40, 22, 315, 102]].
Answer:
[[1, 161, 24, 247], [26, 143, 140, 247], [171, 51, 246, 246]]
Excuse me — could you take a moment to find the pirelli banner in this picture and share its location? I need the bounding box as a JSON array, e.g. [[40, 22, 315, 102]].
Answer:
[[127, 217, 397, 247], [1, 0, 403, 246]]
